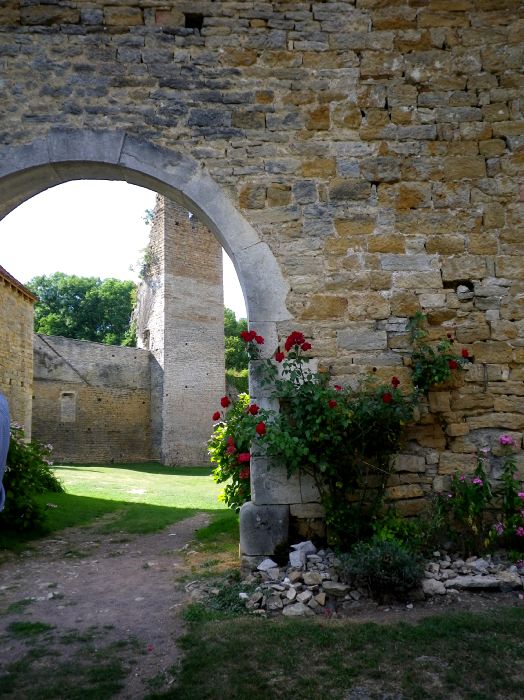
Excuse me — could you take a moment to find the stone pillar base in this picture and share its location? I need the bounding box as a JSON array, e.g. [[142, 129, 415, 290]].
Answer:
[[239, 501, 289, 559]]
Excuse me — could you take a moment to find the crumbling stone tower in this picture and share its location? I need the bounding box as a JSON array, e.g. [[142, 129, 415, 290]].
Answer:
[[135, 195, 224, 466]]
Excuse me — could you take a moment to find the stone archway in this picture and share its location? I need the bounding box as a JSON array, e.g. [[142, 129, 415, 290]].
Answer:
[[0, 128, 293, 565]]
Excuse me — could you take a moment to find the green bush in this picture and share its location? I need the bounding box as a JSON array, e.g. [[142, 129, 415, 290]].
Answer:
[[0, 425, 63, 533], [225, 369, 249, 395], [339, 539, 423, 602]]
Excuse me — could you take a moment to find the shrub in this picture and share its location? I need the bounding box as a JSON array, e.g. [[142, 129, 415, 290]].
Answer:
[[490, 435, 524, 554], [372, 501, 447, 556], [0, 425, 63, 533], [339, 539, 424, 602]]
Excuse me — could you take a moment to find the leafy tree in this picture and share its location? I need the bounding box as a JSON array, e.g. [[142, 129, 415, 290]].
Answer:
[[224, 307, 248, 371], [27, 272, 137, 347]]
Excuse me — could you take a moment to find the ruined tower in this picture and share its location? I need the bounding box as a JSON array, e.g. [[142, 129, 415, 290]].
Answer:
[[135, 195, 225, 466]]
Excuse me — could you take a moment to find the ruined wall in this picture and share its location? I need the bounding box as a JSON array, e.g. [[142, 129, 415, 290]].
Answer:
[[32, 335, 153, 463], [0, 267, 35, 435], [136, 196, 224, 465], [0, 1, 523, 545]]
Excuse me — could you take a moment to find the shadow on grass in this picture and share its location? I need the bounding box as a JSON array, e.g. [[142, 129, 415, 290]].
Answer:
[[0, 491, 236, 551], [53, 463, 213, 478]]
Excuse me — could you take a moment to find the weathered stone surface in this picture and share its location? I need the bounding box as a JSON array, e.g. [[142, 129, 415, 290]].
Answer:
[[444, 576, 501, 590], [240, 503, 290, 557], [422, 578, 446, 596], [337, 325, 388, 351], [282, 602, 313, 617]]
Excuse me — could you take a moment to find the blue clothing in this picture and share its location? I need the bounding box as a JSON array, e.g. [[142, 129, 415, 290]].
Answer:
[[0, 394, 10, 512]]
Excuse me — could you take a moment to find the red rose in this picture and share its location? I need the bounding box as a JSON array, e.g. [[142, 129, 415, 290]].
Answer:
[[237, 452, 251, 463], [212, 411, 221, 421], [382, 392, 393, 404], [255, 421, 266, 436], [334, 385, 342, 391], [391, 376, 400, 388], [227, 436, 235, 447], [285, 331, 305, 352], [255, 335, 265, 345], [226, 445, 236, 455], [239, 330, 251, 341], [275, 351, 285, 363], [461, 348, 469, 358], [328, 399, 337, 409], [247, 404, 259, 415], [448, 359, 458, 370], [301, 341, 312, 351], [220, 396, 231, 408], [248, 330, 257, 342], [239, 467, 250, 480]]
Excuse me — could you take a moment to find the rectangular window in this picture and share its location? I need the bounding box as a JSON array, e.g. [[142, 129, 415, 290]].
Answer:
[[60, 392, 76, 423]]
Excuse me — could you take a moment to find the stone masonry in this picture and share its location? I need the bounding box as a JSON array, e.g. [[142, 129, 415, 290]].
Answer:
[[0, 265, 36, 435], [0, 1, 523, 563], [135, 195, 224, 466], [32, 334, 153, 463]]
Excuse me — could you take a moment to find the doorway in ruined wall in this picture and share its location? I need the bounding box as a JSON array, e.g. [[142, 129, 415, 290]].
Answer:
[[0, 129, 292, 564]]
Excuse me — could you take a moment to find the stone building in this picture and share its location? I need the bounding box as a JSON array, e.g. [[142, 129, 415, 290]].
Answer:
[[0, 1, 523, 564], [31, 198, 224, 466], [0, 264, 36, 436]]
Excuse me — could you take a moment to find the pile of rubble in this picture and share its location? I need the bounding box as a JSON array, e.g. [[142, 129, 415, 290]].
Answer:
[[237, 542, 524, 618]]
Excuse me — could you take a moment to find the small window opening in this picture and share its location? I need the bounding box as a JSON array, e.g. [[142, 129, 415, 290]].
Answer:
[[185, 13, 204, 30]]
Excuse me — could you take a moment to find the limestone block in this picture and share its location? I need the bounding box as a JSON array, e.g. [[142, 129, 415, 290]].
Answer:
[[438, 452, 477, 475], [289, 503, 325, 519], [394, 498, 428, 516], [380, 254, 437, 272], [392, 454, 426, 473], [428, 391, 451, 413], [385, 484, 424, 500], [21, 6, 79, 25], [442, 255, 487, 282], [301, 295, 348, 320], [337, 324, 387, 351], [239, 502, 290, 556], [251, 459, 320, 506], [495, 256, 524, 279], [471, 341, 512, 364], [104, 7, 143, 26]]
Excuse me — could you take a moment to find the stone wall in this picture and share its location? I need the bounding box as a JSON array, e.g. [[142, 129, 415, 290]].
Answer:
[[0, 1, 523, 558], [32, 335, 153, 463], [0, 266, 36, 435], [135, 196, 225, 465]]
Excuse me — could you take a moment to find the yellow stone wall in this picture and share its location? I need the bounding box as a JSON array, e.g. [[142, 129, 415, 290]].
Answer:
[[0, 277, 34, 435]]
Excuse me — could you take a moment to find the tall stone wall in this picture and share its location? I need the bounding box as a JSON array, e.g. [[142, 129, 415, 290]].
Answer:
[[0, 267, 35, 435], [136, 196, 224, 466], [0, 1, 523, 556], [32, 335, 153, 464]]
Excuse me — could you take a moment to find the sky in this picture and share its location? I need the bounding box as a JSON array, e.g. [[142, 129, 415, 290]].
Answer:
[[0, 180, 247, 319]]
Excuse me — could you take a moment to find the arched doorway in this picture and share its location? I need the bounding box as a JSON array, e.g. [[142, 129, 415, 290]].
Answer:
[[0, 129, 293, 564]]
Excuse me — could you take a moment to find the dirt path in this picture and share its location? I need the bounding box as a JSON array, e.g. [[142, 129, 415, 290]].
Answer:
[[0, 513, 210, 699]]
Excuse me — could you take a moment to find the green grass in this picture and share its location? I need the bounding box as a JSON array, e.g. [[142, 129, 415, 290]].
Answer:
[[150, 606, 524, 700], [0, 463, 231, 549]]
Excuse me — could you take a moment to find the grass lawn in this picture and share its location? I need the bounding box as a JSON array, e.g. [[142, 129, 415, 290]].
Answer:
[[154, 606, 524, 700], [0, 463, 238, 550]]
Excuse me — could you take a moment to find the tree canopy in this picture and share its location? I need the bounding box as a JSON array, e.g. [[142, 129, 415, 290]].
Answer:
[[27, 272, 137, 346], [224, 307, 248, 371]]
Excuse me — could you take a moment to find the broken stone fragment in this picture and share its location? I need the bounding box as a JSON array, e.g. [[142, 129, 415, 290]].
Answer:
[[422, 578, 446, 596], [282, 602, 314, 617]]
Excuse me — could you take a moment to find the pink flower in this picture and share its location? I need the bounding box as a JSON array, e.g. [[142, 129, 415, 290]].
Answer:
[[472, 477, 483, 486], [459, 475, 466, 482], [494, 522, 504, 536], [518, 493, 524, 500], [499, 434, 515, 446], [516, 527, 524, 537]]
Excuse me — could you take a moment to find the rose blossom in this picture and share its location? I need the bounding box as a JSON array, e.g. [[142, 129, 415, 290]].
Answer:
[[275, 351, 285, 363], [220, 396, 231, 408], [391, 377, 400, 388], [461, 348, 469, 358], [301, 342, 312, 351], [448, 359, 458, 370], [334, 385, 342, 391], [382, 392, 393, 404], [226, 445, 236, 455], [328, 399, 337, 409], [255, 335, 265, 345], [285, 331, 305, 352], [212, 411, 221, 421], [237, 453, 251, 463], [247, 404, 260, 416], [239, 467, 250, 480], [255, 421, 266, 436]]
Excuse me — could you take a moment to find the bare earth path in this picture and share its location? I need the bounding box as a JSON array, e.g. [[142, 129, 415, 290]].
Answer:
[[0, 512, 210, 699]]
